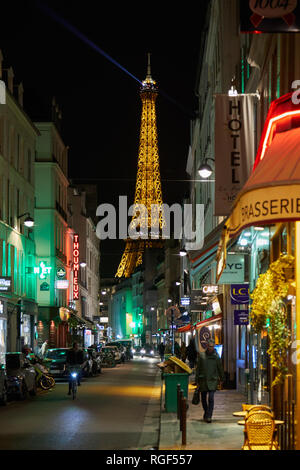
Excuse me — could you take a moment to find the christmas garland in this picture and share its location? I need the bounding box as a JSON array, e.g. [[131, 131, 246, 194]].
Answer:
[[250, 253, 294, 386]]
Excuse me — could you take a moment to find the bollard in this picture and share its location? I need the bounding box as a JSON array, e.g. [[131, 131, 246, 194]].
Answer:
[[179, 390, 184, 431], [182, 397, 187, 446], [177, 384, 181, 420]]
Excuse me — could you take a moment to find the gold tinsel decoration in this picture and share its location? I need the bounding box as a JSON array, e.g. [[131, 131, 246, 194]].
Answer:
[[250, 253, 294, 387]]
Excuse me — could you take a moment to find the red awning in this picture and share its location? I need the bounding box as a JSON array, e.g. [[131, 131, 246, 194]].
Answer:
[[177, 314, 222, 333], [243, 126, 300, 193]]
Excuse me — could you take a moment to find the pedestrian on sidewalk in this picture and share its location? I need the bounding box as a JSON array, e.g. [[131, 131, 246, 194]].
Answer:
[[195, 339, 225, 423], [158, 342, 165, 362], [180, 341, 187, 363], [186, 337, 197, 369]]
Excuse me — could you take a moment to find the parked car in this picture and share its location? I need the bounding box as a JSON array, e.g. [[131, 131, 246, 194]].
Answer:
[[6, 353, 37, 400], [0, 364, 7, 405], [104, 345, 122, 364], [45, 348, 89, 378], [87, 348, 102, 375]]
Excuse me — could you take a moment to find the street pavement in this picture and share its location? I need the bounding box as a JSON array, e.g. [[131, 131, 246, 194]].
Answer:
[[0, 356, 246, 451], [158, 375, 246, 450], [0, 356, 161, 450]]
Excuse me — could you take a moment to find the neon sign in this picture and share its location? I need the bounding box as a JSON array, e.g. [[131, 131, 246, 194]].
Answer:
[[34, 262, 52, 280], [73, 234, 79, 300]]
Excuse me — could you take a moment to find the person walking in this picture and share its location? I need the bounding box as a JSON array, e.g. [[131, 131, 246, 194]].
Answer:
[[195, 339, 225, 423], [180, 342, 187, 363], [158, 342, 165, 362], [174, 341, 181, 358], [39, 340, 49, 358], [186, 337, 197, 369]]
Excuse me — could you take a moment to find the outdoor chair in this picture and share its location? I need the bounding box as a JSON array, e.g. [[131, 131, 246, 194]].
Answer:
[[242, 410, 279, 450], [245, 405, 273, 415], [242, 404, 272, 413]]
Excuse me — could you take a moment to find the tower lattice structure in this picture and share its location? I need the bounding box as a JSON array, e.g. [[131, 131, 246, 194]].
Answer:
[[116, 55, 165, 278]]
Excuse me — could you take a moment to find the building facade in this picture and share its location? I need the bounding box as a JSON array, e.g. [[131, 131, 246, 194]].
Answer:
[[68, 186, 100, 347], [0, 51, 39, 356], [34, 116, 73, 348]]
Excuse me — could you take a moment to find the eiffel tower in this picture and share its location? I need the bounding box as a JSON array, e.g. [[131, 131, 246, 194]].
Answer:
[[116, 54, 165, 278]]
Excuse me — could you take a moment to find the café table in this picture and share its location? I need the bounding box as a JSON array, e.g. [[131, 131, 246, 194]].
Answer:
[[232, 411, 247, 418]]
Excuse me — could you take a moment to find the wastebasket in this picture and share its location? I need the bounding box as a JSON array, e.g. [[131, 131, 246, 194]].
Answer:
[[164, 373, 189, 413]]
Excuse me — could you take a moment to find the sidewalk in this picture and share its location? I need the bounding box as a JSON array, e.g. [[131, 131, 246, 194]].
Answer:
[[158, 378, 246, 450]]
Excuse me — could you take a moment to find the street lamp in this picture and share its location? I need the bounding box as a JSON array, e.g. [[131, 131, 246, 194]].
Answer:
[[179, 248, 187, 257], [18, 212, 34, 227], [80, 262, 87, 267], [198, 158, 215, 179]]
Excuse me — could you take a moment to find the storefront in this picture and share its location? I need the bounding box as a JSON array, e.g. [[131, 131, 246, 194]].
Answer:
[[0, 298, 7, 366], [216, 92, 300, 448]]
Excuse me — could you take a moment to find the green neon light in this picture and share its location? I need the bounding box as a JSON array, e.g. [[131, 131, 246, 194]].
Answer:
[[34, 261, 52, 280]]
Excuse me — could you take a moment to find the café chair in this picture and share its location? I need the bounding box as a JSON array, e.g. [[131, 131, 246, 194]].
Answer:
[[242, 410, 279, 450]]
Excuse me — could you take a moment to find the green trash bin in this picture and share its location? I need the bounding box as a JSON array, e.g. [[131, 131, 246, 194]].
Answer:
[[164, 373, 190, 413]]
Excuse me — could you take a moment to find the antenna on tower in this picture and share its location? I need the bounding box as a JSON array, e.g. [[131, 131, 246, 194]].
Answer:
[[147, 52, 152, 79]]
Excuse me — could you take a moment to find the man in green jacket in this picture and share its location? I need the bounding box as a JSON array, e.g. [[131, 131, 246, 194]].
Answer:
[[195, 339, 225, 423]]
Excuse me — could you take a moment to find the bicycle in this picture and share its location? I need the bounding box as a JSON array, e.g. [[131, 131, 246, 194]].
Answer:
[[69, 367, 79, 400]]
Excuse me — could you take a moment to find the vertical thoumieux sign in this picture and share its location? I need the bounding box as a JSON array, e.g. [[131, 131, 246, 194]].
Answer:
[[214, 94, 257, 216], [73, 234, 79, 300]]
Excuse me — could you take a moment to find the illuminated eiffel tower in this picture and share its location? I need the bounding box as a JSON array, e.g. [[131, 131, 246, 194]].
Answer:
[[116, 54, 165, 278]]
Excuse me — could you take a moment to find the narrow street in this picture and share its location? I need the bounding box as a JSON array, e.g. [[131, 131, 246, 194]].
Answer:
[[0, 358, 161, 450]]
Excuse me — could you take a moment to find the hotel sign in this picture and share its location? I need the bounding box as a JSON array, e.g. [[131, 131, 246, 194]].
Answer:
[[215, 94, 257, 215], [73, 234, 79, 300], [240, 0, 300, 32]]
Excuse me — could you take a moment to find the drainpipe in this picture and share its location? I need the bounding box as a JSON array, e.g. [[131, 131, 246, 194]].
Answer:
[[295, 221, 300, 449]]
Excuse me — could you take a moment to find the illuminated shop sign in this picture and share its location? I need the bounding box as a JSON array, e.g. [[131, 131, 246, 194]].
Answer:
[[55, 280, 69, 290], [180, 297, 190, 306], [73, 234, 79, 300], [56, 267, 66, 279], [0, 277, 12, 292], [234, 310, 249, 326], [201, 285, 219, 295], [34, 262, 52, 280], [100, 317, 109, 323], [230, 284, 250, 304]]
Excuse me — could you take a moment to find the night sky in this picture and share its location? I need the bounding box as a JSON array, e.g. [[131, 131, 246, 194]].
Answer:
[[1, 1, 206, 277]]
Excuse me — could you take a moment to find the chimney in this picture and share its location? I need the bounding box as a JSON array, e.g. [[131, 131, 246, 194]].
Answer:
[[17, 82, 24, 107], [0, 50, 3, 78], [7, 67, 14, 93]]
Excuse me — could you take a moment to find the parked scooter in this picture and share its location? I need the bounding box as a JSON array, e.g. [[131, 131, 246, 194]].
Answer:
[[29, 354, 55, 390]]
